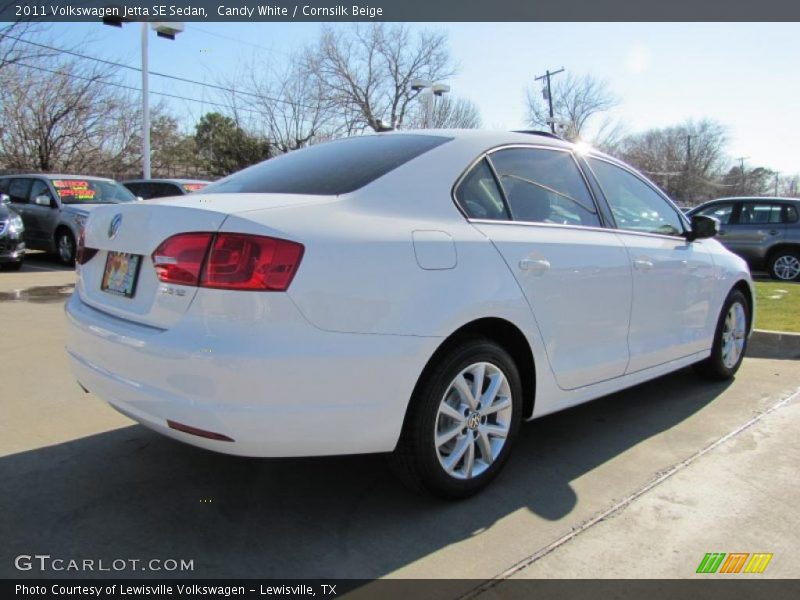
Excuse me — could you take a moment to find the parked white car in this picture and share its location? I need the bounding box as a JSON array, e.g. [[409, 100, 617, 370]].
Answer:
[[65, 130, 753, 498]]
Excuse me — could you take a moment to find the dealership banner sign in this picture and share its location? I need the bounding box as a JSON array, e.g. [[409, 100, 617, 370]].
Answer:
[[3, 0, 800, 22]]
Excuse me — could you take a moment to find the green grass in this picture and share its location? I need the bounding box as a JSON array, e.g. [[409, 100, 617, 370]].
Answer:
[[754, 281, 800, 332]]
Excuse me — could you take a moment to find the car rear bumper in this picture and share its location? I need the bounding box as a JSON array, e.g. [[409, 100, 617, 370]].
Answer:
[[65, 291, 440, 457]]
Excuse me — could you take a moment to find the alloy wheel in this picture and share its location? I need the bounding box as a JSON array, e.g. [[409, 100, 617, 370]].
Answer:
[[58, 233, 75, 263], [721, 301, 747, 369], [773, 254, 800, 281], [434, 361, 513, 480]]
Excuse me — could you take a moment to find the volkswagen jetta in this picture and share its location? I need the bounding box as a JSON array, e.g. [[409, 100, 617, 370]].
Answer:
[[65, 130, 753, 498]]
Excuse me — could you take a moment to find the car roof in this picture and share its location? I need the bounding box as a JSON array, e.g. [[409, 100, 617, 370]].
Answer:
[[0, 173, 116, 182], [704, 196, 800, 202], [122, 178, 210, 184]]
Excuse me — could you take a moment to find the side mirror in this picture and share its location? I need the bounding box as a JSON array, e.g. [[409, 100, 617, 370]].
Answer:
[[687, 214, 719, 241], [34, 194, 54, 207], [0, 193, 9, 205]]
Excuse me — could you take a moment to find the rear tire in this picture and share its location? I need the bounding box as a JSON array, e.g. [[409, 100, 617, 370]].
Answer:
[[693, 289, 750, 380], [768, 249, 800, 281], [391, 337, 523, 499]]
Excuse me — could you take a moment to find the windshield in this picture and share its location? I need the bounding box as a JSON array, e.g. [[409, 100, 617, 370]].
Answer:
[[50, 179, 137, 204]]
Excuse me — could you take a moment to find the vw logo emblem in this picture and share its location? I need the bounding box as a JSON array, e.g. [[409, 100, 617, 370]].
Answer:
[[108, 214, 122, 239], [467, 413, 481, 430]]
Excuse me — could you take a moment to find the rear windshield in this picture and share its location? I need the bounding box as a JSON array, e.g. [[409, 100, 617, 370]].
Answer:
[[199, 134, 452, 196], [51, 179, 137, 204]]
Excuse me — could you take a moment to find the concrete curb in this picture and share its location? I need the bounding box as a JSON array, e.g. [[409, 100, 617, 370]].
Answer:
[[747, 329, 800, 360]]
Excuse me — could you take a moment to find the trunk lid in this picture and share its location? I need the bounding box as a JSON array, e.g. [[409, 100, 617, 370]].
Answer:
[[76, 194, 325, 329]]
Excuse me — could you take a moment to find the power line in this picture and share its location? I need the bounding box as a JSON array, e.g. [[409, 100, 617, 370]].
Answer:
[[10, 60, 267, 117], [0, 32, 315, 110], [190, 25, 292, 58]]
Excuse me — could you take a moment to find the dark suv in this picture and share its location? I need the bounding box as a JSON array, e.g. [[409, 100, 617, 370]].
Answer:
[[122, 179, 209, 200], [688, 197, 800, 281]]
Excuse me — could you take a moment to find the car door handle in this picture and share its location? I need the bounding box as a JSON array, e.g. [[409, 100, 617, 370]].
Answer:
[[633, 258, 654, 271], [769, 229, 780, 236], [519, 258, 550, 274]]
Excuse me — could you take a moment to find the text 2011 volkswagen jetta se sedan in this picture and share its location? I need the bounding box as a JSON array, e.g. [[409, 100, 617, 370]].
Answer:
[[65, 130, 753, 498]]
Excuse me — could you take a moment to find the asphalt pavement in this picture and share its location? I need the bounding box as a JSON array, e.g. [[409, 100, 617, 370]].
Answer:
[[1, 256, 798, 586]]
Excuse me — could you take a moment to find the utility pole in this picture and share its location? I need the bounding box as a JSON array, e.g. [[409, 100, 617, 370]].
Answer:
[[685, 134, 692, 204], [774, 172, 780, 197], [735, 156, 749, 194], [535, 67, 565, 133]]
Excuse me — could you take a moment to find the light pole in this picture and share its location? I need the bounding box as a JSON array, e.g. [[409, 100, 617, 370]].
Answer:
[[410, 79, 450, 128], [141, 23, 150, 179], [102, 19, 184, 178]]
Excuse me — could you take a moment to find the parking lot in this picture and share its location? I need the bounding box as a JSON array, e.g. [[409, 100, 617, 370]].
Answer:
[[1, 254, 799, 584]]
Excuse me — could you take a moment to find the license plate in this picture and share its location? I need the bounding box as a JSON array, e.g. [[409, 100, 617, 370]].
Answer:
[[101, 251, 142, 298]]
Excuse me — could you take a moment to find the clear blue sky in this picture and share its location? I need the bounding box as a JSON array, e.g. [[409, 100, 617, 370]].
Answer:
[[41, 22, 800, 173]]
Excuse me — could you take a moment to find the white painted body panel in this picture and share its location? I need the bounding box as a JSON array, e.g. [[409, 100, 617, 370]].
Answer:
[[64, 130, 754, 457]]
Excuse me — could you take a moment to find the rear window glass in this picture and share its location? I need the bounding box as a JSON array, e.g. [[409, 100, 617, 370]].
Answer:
[[200, 134, 452, 196]]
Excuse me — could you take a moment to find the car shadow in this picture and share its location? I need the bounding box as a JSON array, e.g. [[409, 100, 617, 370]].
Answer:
[[0, 368, 730, 579], [18, 251, 74, 273]]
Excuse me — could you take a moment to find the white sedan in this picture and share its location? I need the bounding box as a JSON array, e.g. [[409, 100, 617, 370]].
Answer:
[[65, 130, 752, 498]]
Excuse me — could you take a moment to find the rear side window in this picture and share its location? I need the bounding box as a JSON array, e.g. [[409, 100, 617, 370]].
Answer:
[[454, 159, 509, 220], [740, 203, 781, 225], [200, 134, 452, 196], [8, 178, 32, 204], [490, 148, 600, 227], [786, 205, 799, 223]]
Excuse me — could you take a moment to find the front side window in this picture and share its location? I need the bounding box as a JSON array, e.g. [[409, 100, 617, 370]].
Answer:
[[739, 203, 781, 225], [588, 158, 684, 236], [697, 203, 734, 225], [489, 148, 600, 227], [785, 205, 799, 223], [454, 159, 509, 220], [29, 180, 53, 204]]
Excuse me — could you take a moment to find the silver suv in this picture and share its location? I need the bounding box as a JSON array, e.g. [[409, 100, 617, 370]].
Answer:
[[0, 174, 137, 265], [688, 197, 800, 281]]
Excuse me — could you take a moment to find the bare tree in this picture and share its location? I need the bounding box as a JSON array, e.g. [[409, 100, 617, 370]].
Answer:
[[616, 119, 729, 204], [526, 73, 618, 141], [0, 20, 54, 73], [405, 95, 481, 129], [305, 23, 455, 131], [246, 59, 340, 154], [0, 59, 139, 174]]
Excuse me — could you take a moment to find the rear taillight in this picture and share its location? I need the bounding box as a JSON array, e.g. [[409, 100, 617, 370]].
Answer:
[[202, 233, 304, 291], [151, 232, 304, 291], [76, 229, 98, 265], [152, 232, 214, 286]]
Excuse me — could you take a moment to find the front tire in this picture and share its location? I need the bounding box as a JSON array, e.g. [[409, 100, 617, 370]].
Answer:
[[56, 229, 76, 266], [391, 337, 523, 499], [768, 249, 800, 281], [694, 289, 750, 380]]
